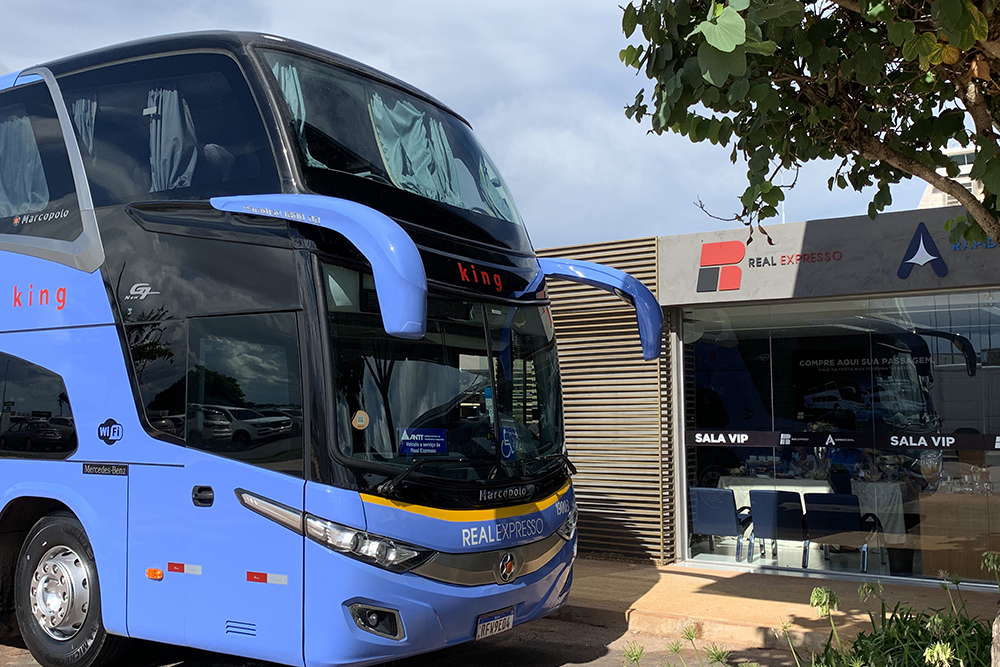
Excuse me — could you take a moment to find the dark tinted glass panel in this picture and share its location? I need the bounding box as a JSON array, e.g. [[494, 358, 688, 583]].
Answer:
[[186, 313, 302, 476], [126, 319, 186, 438], [97, 207, 299, 324], [0, 82, 83, 242], [59, 53, 279, 207], [0, 352, 76, 457]]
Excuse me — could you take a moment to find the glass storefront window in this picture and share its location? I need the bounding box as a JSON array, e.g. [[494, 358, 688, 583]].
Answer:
[[684, 292, 1000, 582]]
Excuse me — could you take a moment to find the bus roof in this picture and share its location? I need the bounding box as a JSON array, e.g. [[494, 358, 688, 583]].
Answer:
[[34, 30, 470, 128]]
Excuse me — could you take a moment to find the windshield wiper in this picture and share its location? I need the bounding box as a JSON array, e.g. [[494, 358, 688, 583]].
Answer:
[[528, 453, 577, 476], [498, 453, 576, 478], [377, 457, 474, 498]]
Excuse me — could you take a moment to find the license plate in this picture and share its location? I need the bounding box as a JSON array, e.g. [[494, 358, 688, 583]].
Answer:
[[475, 607, 514, 640]]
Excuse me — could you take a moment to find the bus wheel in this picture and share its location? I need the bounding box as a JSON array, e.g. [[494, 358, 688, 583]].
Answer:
[[15, 512, 129, 667]]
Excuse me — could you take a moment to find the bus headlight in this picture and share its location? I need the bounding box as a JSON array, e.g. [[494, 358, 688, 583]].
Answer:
[[305, 514, 434, 572], [556, 506, 578, 541]]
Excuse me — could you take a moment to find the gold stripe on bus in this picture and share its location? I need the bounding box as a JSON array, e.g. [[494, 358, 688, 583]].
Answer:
[[360, 482, 571, 522]]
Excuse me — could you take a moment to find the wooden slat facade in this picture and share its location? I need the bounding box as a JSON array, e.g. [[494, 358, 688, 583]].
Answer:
[[538, 238, 674, 562]]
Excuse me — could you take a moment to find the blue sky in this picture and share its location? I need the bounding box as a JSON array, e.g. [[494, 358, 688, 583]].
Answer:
[[0, 0, 928, 249]]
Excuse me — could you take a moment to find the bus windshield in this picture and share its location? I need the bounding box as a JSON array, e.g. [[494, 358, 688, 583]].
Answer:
[[324, 261, 563, 482], [259, 49, 523, 226]]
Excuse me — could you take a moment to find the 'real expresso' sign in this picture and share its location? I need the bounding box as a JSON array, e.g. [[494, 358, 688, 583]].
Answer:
[[688, 430, 996, 450]]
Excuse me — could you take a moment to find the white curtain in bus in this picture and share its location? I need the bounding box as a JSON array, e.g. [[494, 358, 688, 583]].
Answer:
[[71, 95, 97, 163], [269, 61, 325, 169], [0, 109, 49, 217], [147, 88, 198, 192], [370, 92, 462, 207]]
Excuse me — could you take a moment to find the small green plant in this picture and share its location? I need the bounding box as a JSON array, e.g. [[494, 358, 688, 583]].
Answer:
[[980, 552, 1000, 597], [704, 643, 730, 666], [777, 618, 803, 667], [782, 576, 991, 667], [924, 641, 958, 667], [623, 640, 646, 667], [665, 640, 688, 667], [810, 586, 844, 652], [682, 624, 705, 667]]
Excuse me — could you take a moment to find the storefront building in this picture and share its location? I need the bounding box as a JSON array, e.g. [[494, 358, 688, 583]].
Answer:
[[543, 205, 1000, 583]]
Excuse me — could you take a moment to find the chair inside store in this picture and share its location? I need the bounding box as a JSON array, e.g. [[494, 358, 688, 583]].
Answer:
[[690, 487, 753, 562], [803, 493, 885, 572], [748, 489, 809, 567]]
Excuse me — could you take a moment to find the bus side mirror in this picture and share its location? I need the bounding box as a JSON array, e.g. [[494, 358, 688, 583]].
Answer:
[[537, 257, 663, 361], [211, 194, 427, 340]]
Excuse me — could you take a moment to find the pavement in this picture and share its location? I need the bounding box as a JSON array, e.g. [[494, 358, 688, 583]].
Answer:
[[554, 557, 1000, 653]]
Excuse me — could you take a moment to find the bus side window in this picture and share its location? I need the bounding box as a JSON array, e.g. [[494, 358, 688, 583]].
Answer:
[[0, 352, 77, 458], [185, 313, 303, 477], [58, 53, 279, 207], [126, 319, 187, 439], [0, 82, 84, 243]]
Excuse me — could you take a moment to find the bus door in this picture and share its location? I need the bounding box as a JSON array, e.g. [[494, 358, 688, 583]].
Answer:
[[177, 312, 306, 664], [181, 448, 304, 664], [127, 312, 306, 664]]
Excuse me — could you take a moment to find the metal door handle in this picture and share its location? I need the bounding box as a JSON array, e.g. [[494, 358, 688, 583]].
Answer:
[[192, 485, 215, 507]]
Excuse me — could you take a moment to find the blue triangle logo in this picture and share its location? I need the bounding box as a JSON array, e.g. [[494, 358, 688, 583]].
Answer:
[[897, 222, 948, 279]]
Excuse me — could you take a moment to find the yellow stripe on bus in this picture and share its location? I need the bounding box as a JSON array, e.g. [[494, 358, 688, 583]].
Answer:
[[360, 481, 571, 522]]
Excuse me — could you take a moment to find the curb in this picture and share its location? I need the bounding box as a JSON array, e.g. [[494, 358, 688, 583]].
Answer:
[[552, 603, 836, 653]]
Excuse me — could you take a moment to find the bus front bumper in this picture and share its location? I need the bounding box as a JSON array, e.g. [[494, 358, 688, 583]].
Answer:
[[303, 534, 575, 667]]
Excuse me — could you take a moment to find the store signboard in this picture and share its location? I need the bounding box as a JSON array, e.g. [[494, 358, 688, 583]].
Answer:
[[686, 430, 994, 450], [658, 206, 999, 306]]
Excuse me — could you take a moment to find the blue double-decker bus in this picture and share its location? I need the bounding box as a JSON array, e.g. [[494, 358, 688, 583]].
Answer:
[[0, 32, 661, 667]]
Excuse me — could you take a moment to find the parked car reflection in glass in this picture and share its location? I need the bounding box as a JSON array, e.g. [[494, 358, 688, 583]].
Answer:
[[186, 405, 233, 448], [0, 418, 76, 453]]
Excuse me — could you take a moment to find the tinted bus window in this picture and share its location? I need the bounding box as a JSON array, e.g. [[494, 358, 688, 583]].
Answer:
[[0, 82, 83, 242], [186, 313, 303, 476], [0, 352, 76, 457], [59, 53, 279, 207], [127, 319, 186, 438]]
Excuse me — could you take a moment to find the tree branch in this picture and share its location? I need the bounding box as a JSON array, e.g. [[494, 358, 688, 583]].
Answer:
[[857, 134, 1000, 239], [828, 0, 862, 14]]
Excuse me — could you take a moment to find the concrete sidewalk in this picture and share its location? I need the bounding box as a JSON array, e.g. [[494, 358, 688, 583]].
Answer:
[[554, 558, 1000, 651]]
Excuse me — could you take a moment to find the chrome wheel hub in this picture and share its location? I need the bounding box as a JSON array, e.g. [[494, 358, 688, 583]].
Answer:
[[30, 546, 89, 640]]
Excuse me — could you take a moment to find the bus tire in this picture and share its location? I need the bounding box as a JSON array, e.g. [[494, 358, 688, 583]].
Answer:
[[15, 511, 129, 667]]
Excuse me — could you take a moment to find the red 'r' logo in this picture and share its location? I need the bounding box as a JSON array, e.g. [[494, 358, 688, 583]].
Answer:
[[697, 241, 745, 292]]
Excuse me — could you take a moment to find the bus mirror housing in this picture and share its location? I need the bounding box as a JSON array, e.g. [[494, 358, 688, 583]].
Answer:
[[211, 194, 427, 340], [537, 257, 663, 361]]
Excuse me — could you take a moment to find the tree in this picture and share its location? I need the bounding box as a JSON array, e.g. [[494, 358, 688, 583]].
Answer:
[[620, 0, 1000, 243]]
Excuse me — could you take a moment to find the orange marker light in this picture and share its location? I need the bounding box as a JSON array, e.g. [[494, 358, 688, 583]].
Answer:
[[146, 568, 164, 581]]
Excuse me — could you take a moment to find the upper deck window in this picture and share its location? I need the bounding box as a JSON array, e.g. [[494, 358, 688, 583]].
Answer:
[[0, 82, 84, 242], [58, 53, 279, 207], [259, 49, 524, 227]]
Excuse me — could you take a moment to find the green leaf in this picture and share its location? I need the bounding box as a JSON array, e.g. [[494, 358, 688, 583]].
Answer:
[[689, 6, 747, 52], [969, 1, 989, 40], [623, 4, 639, 38], [982, 159, 1000, 194], [887, 21, 915, 46], [949, 222, 966, 245], [863, 0, 892, 20], [967, 223, 988, 243], [902, 32, 937, 61], [730, 0, 750, 10], [756, 0, 805, 25], [698, 42, 748, 85], [744, 39, 778, 55], [932, 0, 963, 28], [728, 77, 750, 103]]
